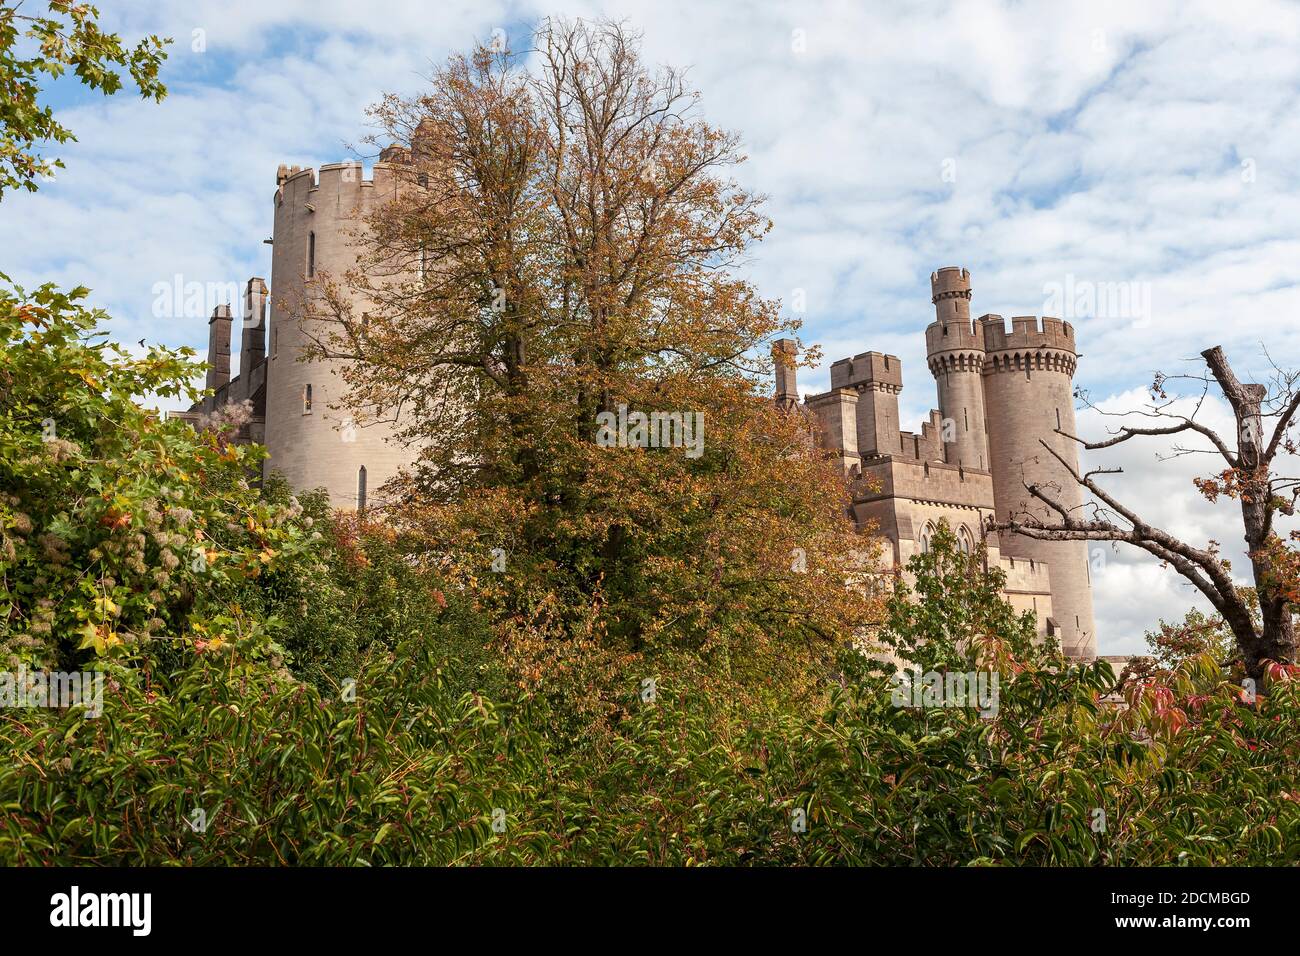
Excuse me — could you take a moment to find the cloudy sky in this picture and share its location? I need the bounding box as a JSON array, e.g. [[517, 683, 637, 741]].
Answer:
[[5, 0, 1300, 653]]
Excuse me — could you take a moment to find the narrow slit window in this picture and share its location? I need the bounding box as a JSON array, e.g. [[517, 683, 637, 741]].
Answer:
[[357, 465, 367, 513], [307, 231, 316, 278], [303, 384, 312, 414]]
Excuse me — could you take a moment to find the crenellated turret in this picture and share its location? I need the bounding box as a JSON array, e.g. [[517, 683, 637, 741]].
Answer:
[[925, 266, 989, 472], [831, 350, 903, 458], [262, 153, 420, 509], [979, 313, 1077, 370], [978, 308, 1095, 658]]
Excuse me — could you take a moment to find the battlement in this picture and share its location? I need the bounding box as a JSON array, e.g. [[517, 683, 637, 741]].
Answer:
[[770, 263, 1094, 658], [830, 351, 903, 391], [930, 266, 972, 302], [910, 408, 946, 462], [274, 161, 407, 207], [979, 313, 1076, 355], [925, 317, 984, 356], [852, 455, 994, 506]]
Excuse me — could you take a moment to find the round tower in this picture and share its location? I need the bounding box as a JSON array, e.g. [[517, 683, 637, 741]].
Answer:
[[980, 312, 1097, 658], [263, 159, 413, 508], [925, 267, 989, 472]]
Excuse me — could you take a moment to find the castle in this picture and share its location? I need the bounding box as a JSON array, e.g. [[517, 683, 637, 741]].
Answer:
[[777, 267, 1097, 659], [171, 158, 1096, 660]]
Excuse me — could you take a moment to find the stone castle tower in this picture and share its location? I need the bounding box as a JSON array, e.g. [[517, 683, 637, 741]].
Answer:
[[786, 266, 1097, 658], [262, 159, 415, 508], [173, 153, 418, 509]]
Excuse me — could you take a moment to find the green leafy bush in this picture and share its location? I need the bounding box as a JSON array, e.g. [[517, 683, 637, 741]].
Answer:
[[8, 641, 1295, 865], [0, 636, 534, 865], [0, 280, 314, 673]]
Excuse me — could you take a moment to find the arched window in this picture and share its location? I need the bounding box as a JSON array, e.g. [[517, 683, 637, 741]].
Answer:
[[958, 526, 974, 555], [302, 384, 312, 414], [307, 231, 316, 278], [919, 524, 935, 555], [357, 465, 367, 513]]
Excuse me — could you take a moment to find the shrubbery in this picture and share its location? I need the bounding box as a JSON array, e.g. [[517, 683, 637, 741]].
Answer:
[[5, 638, 1298, 865]]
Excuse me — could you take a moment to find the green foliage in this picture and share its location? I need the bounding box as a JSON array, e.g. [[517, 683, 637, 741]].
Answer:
[[877, 521, 1050, 672], [0, 636, 534, 865], [226, 476, 503, 699], [0, 1, 169, 196], [0, 279, 315, 673], [5, 641, 1298, 865]]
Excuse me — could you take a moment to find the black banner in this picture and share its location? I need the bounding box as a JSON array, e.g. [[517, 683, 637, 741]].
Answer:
[[0, 865, 1280, 942]]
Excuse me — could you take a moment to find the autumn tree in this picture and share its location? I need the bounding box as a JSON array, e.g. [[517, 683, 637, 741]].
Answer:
[[993, 345, 1300, 680], [300, 19, 876, 702]]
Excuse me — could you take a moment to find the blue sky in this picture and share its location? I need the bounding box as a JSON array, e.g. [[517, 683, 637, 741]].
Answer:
[[5, 0, 1300, 653]]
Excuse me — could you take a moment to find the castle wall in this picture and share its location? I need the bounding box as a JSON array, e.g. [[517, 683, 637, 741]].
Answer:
[[853, 458, 990, 568], [806, 388, 861, 475], [263, 161, 415, 508], [831, 352, 903, 458], [997, 553, 1055, 640]]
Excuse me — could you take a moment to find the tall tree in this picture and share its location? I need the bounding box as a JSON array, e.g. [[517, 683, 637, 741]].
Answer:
[[993, 345, 1300, 680], [301, 19, 876, 692]]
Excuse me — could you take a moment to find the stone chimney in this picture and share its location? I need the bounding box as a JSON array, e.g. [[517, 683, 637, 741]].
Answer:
[[206, 304, 232, 392], [773, 338, 799, 409], [240, 277, 268, 383]]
